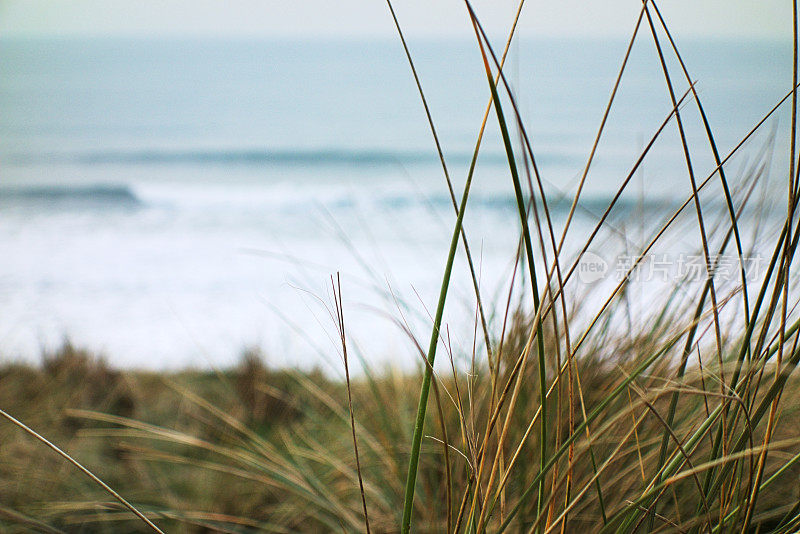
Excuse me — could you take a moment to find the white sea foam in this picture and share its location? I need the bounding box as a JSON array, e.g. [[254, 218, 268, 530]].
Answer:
[[0, 37, 790, 371]]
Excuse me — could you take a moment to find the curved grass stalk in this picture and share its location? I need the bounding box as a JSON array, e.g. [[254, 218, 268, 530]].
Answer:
[[397, 2, 530, 531], [0, 408, 164, 533], [493, 333, 685, 532], [462, 9, 548, 532], [398, 51, 485, 534], [384, 0, 494, 366]]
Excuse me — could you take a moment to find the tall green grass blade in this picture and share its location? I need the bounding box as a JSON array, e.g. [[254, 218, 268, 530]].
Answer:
[[465, 12, 549, 531], [398, 66, 485, 534]]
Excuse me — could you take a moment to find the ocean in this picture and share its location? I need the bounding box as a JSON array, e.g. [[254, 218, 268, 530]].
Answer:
[[0, 37, 792, 372]]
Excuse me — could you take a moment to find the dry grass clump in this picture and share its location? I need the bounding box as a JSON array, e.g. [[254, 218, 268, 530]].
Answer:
[[1, 316, 798, 532]]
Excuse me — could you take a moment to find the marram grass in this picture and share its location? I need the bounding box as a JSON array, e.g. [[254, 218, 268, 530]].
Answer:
[[3, 1, 800, 533]]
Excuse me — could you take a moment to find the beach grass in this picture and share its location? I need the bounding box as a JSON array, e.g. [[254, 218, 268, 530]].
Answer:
[[2, 0, 800, 532]]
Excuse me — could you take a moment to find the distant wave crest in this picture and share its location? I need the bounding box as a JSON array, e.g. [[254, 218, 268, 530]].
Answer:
[[0, 184, 141, 206], [379, 192, 677, 215], [7, 148, 534, 167]]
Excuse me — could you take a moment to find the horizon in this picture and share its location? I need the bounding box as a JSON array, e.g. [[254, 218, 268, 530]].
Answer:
[[0, 0, 791, 41], [0, 33, 791, 44]]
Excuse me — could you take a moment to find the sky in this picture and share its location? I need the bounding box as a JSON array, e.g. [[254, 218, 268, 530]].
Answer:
[[0, 0, 791, 40]]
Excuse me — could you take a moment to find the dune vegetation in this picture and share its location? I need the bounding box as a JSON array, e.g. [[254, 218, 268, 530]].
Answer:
[[4, 1, 800, 533]]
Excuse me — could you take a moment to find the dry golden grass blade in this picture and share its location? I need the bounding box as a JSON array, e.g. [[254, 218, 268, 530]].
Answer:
[[0, 408, 164, 533], [331, 273, 372, 534]]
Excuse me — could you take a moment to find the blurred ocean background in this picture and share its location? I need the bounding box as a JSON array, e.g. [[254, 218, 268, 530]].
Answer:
[[0, 37, 791, 371]]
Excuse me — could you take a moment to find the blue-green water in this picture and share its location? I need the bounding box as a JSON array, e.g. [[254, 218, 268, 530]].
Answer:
[[0, 37, 792, 370]]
